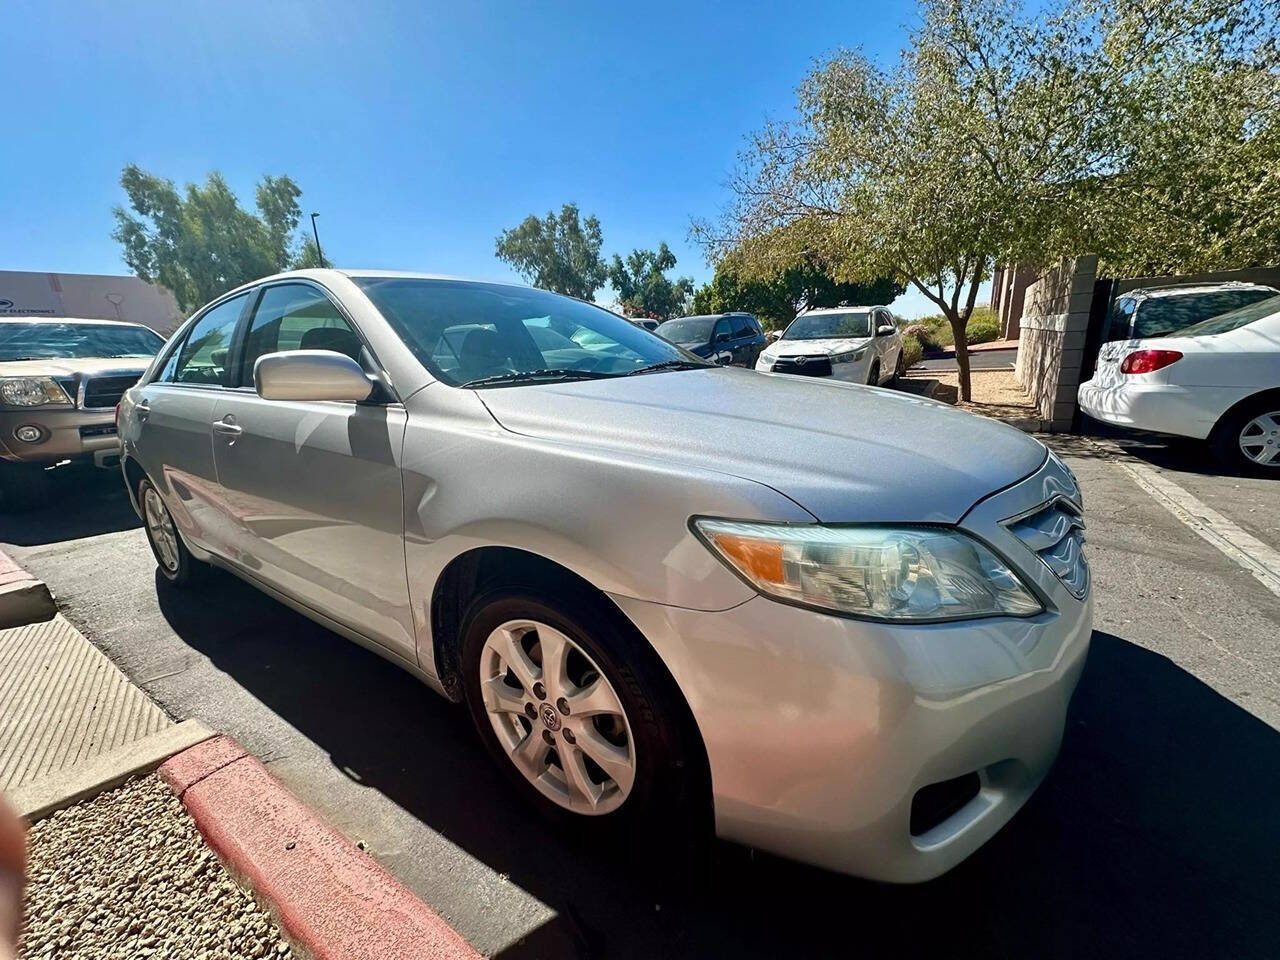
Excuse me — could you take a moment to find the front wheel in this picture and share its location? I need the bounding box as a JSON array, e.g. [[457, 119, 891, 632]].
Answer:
[[460, 588, 702, 828], [892, 351, 906, 382], [1210, 399, 1280, 476], [866, 360, 881, 386], [138, 477, 203, 585]]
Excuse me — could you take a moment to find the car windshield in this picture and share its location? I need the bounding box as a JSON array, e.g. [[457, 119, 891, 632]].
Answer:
[[1134, 288, 1278, 338], [353, 278, 704, 387], [656, 316, 716, 343], [1175, 294, 1280, 337], [0, 322, 164, 362], [783, 311, 872, 340]]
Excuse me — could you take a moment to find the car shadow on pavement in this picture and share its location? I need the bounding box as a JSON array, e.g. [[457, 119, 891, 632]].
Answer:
[[152, 567, 1280, 960], [0, 467, 140, 545]]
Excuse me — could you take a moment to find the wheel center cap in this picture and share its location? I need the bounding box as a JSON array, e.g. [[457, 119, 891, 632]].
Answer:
[[539, 702, 562, 732]]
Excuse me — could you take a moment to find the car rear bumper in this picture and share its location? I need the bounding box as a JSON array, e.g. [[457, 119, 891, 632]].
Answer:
[[1077, 379, 1231, 440], [0, 409, 120, 464]]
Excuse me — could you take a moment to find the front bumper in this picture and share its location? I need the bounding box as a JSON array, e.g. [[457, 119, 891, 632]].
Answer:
[[755, 355, 868, 382], [615, 451, 1093, 882], [0, 408, 120, 464]]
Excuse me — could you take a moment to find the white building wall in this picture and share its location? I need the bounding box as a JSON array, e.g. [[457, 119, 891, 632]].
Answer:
[[0, 271, 184, 335]]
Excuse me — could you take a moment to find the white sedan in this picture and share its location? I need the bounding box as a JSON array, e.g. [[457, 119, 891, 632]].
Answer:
[[1078, 294, 1280, 473], [756, 306, 903, 385]]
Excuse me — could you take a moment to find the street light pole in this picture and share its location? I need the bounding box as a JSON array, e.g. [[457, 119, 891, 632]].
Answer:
[[310, 212, 327, 268]]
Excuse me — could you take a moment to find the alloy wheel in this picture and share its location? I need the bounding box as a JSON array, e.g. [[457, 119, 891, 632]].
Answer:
[[1238, 411, 1280, 467], [143, 486, 180, 572], [479, 619, 636, 815]]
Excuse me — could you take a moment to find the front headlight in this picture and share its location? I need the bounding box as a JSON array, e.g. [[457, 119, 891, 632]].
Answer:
[[831, 347, 866, 364], [759, 349, 778, 364], [0, 377, 72, 407], [694, 519, 1042, 621]]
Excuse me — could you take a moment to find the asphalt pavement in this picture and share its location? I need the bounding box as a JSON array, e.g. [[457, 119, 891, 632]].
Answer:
[[3, 447, 1278, 959], [916, 347, 1015, 372]]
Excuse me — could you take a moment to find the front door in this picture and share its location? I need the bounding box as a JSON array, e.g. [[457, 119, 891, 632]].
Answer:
[[131, 292, 250, 556], [209, 282, 415, 659]]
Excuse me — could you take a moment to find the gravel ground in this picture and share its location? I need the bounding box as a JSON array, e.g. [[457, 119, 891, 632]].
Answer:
[[928, 368, 1039, 418], [21, 775, 291, 959]]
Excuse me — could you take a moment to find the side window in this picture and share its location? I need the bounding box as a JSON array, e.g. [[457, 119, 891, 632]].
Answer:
[[712, 318, 732, 344], [237, 284, 361, 386], [1107, 298, 1136, 341], [730, 315, 753, 339], [160, 294, 248, 386]]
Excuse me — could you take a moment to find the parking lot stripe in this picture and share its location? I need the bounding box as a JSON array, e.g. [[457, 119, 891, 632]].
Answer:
[[1093, 441, 1280, 599]]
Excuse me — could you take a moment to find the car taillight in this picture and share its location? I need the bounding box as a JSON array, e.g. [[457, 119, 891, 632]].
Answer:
[[114, 402, 120, 426], [1120, 349, 1183, 374]]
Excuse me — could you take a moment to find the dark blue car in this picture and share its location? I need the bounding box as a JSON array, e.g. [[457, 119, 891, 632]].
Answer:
[[655, 312, 766, 367]]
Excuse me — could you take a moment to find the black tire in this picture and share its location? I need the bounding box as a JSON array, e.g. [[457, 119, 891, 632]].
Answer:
[[137, 476, 203, 585], [1209, 396, 1280, 477], [459, 585, 704, 832], [893, 351, 906, 382], [0, 462, 50, 511], [866, 360, 881, 386]]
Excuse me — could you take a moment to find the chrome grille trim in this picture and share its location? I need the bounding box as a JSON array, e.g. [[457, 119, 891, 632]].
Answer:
[[1005, 495, 1089, 599]]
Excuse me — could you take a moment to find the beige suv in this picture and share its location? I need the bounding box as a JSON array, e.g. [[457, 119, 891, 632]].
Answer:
[[1, 317, 164, 507]]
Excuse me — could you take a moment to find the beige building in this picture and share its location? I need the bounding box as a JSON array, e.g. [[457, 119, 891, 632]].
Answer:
[[0, 270, 184, 335]]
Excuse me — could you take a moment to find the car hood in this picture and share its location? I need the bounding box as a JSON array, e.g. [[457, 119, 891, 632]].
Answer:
[[478, 367, 1047, 523], [0, 357, 151, 378], [767, 337, 872, 357]]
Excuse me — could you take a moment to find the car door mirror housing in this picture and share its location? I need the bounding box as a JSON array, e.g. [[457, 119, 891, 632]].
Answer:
[[254, 350, 374, 403], [877, 325, 896, 337]]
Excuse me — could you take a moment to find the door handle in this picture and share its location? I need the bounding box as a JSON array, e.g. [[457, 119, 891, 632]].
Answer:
[[211, 417, 242, 437]]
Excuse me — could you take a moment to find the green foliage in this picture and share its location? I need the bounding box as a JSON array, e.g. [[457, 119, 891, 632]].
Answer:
[[900, 333, 924, 370], [902, 322, 952, 351], [113, 165, 311, 313], [699, 0, 1280, 399], [494, 203, 608, 300], [607, 242, 694, 320], [965, 310, 1001, 344], [694, 248, 904, 330]]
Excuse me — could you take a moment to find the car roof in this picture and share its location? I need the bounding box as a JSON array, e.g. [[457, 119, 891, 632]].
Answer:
[[797, 305, 884, 315], [0, 316, 154, 329], [1125, 282, 1280, 301], [666, 313, 754, 322]]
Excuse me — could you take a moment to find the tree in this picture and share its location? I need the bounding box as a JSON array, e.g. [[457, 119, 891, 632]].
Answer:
[[607, 242, 695, 320], [293, 237, 327, 270], [113, 165, 313, 313], [694, 245, 905, 329], [698, 0, 1280, 400], [495, 203, 608, 300]]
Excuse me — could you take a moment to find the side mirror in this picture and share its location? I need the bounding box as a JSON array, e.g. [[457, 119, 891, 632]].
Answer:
[[877, 325, 896, 337], [254, 350, 374, 403], [715, 331, 732, 343], [768, 330, 783, 342]]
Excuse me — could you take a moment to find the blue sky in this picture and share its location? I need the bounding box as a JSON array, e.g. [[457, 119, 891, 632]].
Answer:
[[2, 0, 976, 318]]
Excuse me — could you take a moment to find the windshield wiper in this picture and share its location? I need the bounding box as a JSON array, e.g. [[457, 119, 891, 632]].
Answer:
[[624, 359, 711, 376], [460, 368, 622, 388]]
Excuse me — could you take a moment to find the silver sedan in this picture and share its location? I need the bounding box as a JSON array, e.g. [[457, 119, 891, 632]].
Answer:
[[118, 269, 1091, 882]]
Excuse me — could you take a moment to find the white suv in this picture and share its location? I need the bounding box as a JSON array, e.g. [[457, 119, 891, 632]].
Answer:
[[755, 306, 903, 384]]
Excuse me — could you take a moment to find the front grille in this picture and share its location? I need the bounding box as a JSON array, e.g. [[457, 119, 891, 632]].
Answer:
[[82, 374, 141, 410], [772, 355, 832, 377], [79, 423, 117, 439], [1007, 496, 1088, 598]]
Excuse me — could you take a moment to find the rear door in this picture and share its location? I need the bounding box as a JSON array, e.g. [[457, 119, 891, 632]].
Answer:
[[209, 281, 415, 658], [130, 292, 250, 555]]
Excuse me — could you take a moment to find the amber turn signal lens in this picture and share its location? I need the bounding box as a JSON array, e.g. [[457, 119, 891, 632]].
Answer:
[[709, 532, 786, 585]]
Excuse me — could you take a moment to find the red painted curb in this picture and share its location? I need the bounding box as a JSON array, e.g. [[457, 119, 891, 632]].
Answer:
[[160, 737, 484, 960]]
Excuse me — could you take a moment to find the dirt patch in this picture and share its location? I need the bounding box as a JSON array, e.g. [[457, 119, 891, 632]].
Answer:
[[930, 370, 1039, 421]]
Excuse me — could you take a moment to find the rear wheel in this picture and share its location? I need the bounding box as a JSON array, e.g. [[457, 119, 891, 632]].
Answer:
[[893, 351, 906, 382], [866, 360, 881, 385], [1210, 398, 1280, 476], [138, 477, 202, 585], [460, 587, 702, 829]]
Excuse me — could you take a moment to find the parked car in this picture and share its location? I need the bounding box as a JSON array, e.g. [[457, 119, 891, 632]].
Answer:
[[756, 305, 904, 384], [1080, 293, 1280, 474], [1103, 282, 1278, 342], [0, 317, 166, 507], [654, 312, 765, 367], [119, 270, 1090, 882]]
